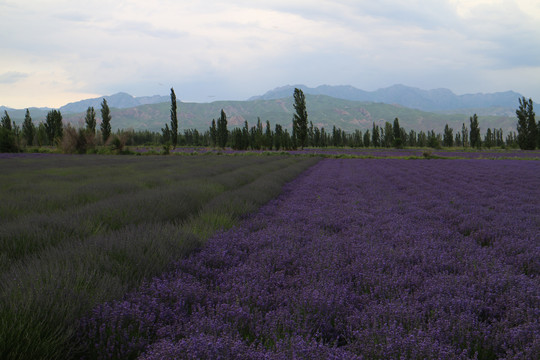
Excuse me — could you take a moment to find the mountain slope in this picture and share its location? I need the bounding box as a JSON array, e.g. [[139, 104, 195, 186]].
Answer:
[[59, 92, 170, 113], [58, 94, 518, 134], [250, 84, 524, 114]]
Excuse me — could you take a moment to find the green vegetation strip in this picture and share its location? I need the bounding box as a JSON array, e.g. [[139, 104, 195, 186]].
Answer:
[[0, 154, 319, 360]]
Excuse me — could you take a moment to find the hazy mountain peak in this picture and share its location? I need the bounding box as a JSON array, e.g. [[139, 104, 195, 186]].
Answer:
[[250, 84, 524, 112], [59, 92, 169, 113]]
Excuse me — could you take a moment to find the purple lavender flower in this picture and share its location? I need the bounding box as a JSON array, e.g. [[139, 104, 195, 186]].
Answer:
[[78, 159, 540, 359]]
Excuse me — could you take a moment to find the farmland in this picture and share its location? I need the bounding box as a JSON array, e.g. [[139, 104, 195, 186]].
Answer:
[[1, 153, 539, 359], [77, 158, 539, 359], [0, 154, 318, 359]]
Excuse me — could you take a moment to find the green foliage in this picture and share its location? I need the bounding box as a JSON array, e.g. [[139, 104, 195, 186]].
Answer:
[[210, 119, 217, 147], [484, 128, 493, 148], [0, 127, 18, 153], [36, 123, 48, 147], [161, 123, 171, 144], [110, 135, 124, 152], [265, 120, 273, 150], [44, 109, 63, 145], [427, 130, 442, 149], [293, 88, 308, 149], [443, 124, 454, 147], [100, 98, 112, 143], [372, 123, 380, 147], [516, 97, 537, 150], [363, 130, 371, 147], [85, 106, 96, 135], [462, 123, 469, 147], [1, 110, 12, 130], [21, 109, 35, 146], [392, 118, 403, 148], [274, 123, 283, 150], [170, 87, 178, 148], [469, 114, 481, 149], [217, 109, 228, 148], [162, 142, 171, 154]]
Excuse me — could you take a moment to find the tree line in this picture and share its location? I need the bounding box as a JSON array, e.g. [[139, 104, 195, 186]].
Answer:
[[1, 88, 538, 153]]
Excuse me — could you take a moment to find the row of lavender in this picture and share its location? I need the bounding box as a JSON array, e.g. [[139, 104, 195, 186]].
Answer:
[[3, 148, 540, 159], [78, 159, 540, 359], [162, 147, 540, 159]]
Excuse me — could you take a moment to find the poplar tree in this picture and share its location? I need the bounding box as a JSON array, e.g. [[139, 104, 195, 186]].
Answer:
[[22, 109, 35, 146], [461, 123, 469, 147], [100, 98, 111, 143], [363, 130, 371, 147], [516, 97, 537, 150], [45, 110, 63, 144], [209, 119, 217, 147], [392, 118, 402, 148], [170, 87, 178, 148], [274, 123, 283, 150], [1, 110, 12, 130], [265, 120, 273, 150], [443, 124, 454, 147], [372, 123, 380, 147], [293, 88, 308, 149], [469, 114, 481, 149], [85, 106, 96, 135], [217, 109, 228, 148]]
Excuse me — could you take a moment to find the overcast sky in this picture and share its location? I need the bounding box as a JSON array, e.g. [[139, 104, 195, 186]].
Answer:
[[1, 0, 539, 109]]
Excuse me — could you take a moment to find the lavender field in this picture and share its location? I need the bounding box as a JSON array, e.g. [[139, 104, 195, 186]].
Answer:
[[121, 147, 540, 160], [0, 154, 318, 359], [79, 159, 540, 359]]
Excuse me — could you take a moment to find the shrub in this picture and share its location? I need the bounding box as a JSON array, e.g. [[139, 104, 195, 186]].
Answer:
[[60, 125, 90, 154], [0, 127, 18, 153]]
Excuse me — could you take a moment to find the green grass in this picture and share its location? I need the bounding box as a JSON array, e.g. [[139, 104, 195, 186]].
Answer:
[[0, 154, 319, 360]]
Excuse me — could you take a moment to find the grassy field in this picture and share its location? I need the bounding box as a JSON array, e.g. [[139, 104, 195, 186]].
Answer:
[[0, 154, 319, 359]]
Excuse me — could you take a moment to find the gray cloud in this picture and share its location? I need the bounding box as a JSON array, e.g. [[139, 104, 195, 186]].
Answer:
[[1, 0, 539, 108], [109, 20, 189, 39], [0, 71, 29, 84]]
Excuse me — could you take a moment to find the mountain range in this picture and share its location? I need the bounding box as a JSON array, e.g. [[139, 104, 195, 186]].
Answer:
[[0, 84, 525, 134], [250, 84, 523, 116]]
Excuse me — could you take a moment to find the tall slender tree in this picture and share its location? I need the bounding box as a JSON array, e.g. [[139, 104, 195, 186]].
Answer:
[[484, 128, 493, 148], [100, 99, 111, 143], [469, 114, 481, 149], [45, 110, 63, 144], [217, 109, 228, 148], [1, 110, 12, 130], [22, 109, 35, 146], [443, 124, 454, 147], [516, 97, 537, 150], [372, 123, 380, 147], [85, 106, 96, 135], [265, 120, 273, 150], [461, 123, 469, 147], [293, 88, 308, 149], [392, 118, 402, 148], [209, 119, 217, 147], [170, 87, 178, 148]]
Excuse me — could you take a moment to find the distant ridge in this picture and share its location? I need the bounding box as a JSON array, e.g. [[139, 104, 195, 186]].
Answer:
[[1, 85, 524, 135], [59, 92, 170, 113], [249, 84, 524, 115]]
